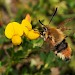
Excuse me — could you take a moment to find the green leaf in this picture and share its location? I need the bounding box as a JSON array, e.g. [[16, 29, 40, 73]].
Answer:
[[40, 52, 47, 62], [46, 51, 55, 63], [31, 38, 44, 48], [45, 51, 56, 67], [12, 50, 25, 61], [22, 37, 33, 50]]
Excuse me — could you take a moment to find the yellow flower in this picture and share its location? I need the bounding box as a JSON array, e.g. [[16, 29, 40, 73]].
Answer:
[[5, 22, 23, 45], [12, 35, 22, 45], [27, 30, 40, 40], [21, 14, 40, 40], [21, 19, 32, 30], [21, 14, 32, 37]]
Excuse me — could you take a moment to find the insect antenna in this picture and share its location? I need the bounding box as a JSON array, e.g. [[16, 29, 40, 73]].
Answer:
[[49, 7, 58, 24], [39, 20, 44, 26], [39, 7, 58, 26], [39, 20, 46, 29], [39, 20, 47, 32]]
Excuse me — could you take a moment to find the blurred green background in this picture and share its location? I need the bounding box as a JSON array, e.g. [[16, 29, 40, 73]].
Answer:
[[0, 0, 75, 75]]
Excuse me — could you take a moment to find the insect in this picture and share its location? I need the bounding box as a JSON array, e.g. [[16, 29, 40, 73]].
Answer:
[[39, 8, 72, 61]]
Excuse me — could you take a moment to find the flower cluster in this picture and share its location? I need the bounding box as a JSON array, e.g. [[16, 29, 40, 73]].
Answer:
[[5, 14, 40, 45]]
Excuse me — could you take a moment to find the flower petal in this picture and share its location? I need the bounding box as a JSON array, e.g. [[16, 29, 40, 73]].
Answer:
[[12, 35, 22, 45], [13, 22, 23, 36], [5, 22, 23, 39], [21, 19, 32, 30], [27, 30, 40, 40], [5, 22, 15, 39], [22, 26, 29, 36]]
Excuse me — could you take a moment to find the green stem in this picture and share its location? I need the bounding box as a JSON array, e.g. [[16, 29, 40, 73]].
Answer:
[[5, 59, 12, 75], [5, 45, 15, 75]]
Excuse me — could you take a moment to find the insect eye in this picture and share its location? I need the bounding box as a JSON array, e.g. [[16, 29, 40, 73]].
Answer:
[[40, 30, 44, 35]]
